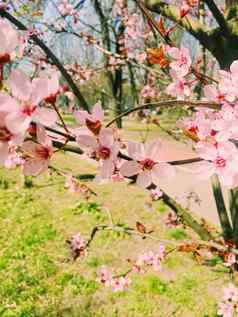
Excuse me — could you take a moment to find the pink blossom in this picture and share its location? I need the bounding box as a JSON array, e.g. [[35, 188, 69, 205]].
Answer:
[[96, 266, 113, 286], [21, 124, 53, 176], [223, 284, 238, 302], [67, 233, 87, 260], [150, 187, 163, 200], [124, 15, 139, 40], [195, 141, 238, 187], [167, 47, 191, 77], [65, 174, 81, 193], [224, 253, 236, 267], [5, 69, 58, 134], [217, 302, 233, 317], [134, 247, 165, 273], [217, 60, 238, 102], [111, 276, 131, 292], [140, 85, 159, 99], [0, 96, 24, 166], [217, 284, 238, 317], [179, 109, 216, 141], [76, 128, 119, 180], [58, 0, 78, 20], [204, 84, 226, 103], [164, 211, 180, 228], [166, 70, 191, 99], [4, 145, 24, 169], [0, 19, 19, 64], [120, 139, 175, 188]]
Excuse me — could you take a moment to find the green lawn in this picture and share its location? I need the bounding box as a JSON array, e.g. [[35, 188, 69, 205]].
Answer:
[[0, 148, 230, 317]]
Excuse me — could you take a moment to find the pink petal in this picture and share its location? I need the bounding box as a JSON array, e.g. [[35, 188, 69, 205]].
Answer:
[[33, 107, 57, 127], [136, 171, 152, 188], [230, 60, 238, 74], [217, 141, 237, 160], [8, 69, 32, 102], [31, 77, 50, 105], [74, 110, 88, 124], [120, 160, 140, 177], [152, 163, 175, 185], [0, 93, 19, 113], [92, 101, 104, 121], [100, 159, 114, 179], [36, 124, 50, 145], [23, 159, 48, 176], [46, 71, 59, 96], [195, 161, 215, 180], [145, 138, 162, 161], [167, 47, 180, 60], [196, 142, 217, 161], [99, 128, 114, 147], [76, 134, 97, 148], [22, 141, 37, 156], [5, 111, 31, 134], [128, 141, 145, 161], [204, 84, 218, 101]]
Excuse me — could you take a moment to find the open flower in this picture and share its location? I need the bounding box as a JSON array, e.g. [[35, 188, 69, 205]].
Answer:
[[5, 69, 58, 134], [96, 266, 113, 287], [167, 47, 191, 77], [76, 128, 119, 180], [166, 70, 191, 99], [67, 233, 87, 260], [21, 124, 53, 176], [195, 141, 238, 187], [111, 276, 131, 292], [120, 139, 175, 188]]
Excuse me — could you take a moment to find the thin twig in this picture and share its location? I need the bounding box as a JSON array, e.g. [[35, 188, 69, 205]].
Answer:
[[106, 100, 220, 127]]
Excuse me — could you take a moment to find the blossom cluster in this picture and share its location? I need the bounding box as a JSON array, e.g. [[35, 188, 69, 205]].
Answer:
[[66, 233, 87, 260], [218, 284, 238, 317], [3, 15, 238, 194], [96, 246, 165, 292]]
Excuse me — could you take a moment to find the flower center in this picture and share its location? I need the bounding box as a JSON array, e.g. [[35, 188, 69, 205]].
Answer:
[[188, 125, 198, 134], [22, 104, 36, 116], [0, 126, 12, 142], [98, 146, 111, 160], [214, 156, 226, 168], [45, 93, 58, 105], [180, 56, 188, 66], [210, 129, 217, 137], [36, 145, 52, 160], [140, 159, 155, 170]]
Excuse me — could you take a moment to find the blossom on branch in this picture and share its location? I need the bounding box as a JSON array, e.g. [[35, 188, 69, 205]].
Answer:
[[120, 139, 175, 188]]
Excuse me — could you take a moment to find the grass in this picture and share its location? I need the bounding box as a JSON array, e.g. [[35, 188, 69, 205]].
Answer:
[[0, 116, 229, 316]]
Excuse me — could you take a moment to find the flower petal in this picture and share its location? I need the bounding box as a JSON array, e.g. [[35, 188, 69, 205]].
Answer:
[[136, 171, 152, 188], [120, 160, 140, 177], [152, 163, 175, 185]]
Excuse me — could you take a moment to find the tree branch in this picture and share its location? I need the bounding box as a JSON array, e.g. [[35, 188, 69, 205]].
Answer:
[[143, 0, 213, 50], [204, 0, 230, 36]]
